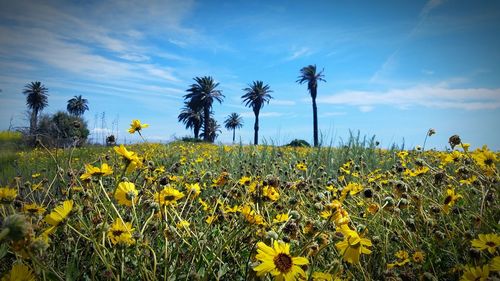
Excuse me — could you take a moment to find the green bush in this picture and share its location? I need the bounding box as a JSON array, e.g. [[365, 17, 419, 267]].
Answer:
[[35, 111, 89, 147], [286, 139, 311, 147]]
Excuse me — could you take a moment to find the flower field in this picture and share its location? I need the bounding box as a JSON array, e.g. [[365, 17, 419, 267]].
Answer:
[[0, 135, 499, 280]]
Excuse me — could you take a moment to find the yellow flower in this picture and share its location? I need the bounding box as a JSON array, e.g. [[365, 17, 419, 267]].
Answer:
[[263, 185, 280, 201], [387, 250, 411, 269], [23, 203, 46, 216], [239, 176, 252, 186], [296, 163, 307, 171], [0, 187, 17, 203], [311, 271, 333, 281], [107, 218, 135, 246], [44, 200, 73, 226], [212, 171, 230, 187], [413, 251, 425, 263], [471, 234, 500, 254], [185, 183, 201, 198], [253, 240, 309, 280], [80, 163, 113, 181], [443, 187, 462, 214], [198, 198, 210, 211], [176, 220, 190, 229], [1, 263, 35, 281], [490, 256, 500, 271], [154, 186, 185, 206], [128, 119, 149, 134], [273, 213, 289, 224], [114, 182, 138, 207], [241, 205, 266, 226], [461, 265, 489, 281], [335, 224, 372, 264], [114, 145, 142, 173]]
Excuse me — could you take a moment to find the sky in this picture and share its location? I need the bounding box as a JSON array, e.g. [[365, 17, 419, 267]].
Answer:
[[0, 0, 499, 150]]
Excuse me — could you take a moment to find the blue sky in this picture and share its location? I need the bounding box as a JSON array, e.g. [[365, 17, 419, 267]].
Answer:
[[0, 0, 499, 149]]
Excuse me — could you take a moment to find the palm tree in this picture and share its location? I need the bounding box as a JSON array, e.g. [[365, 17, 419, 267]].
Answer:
[[224, 112, 243, 143], [23, 81, 49, 134], [297, 65, 325, 147], [241, 81, 273, 145], [178, 102, 203, 139], [200, 117, 221, 142], [184, 76, 224, 142], [67, 95, 89, 117]]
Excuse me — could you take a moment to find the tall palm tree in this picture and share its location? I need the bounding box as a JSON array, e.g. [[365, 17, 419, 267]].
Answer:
[[297, 65, 325, 147], [67, 95, 89, 117], [184, 76, 224, 142], [23, 81, 49, 134], [241, 81, 273, 145], [200, 117, 221, 143], [178, 102, 203, 139], [224, 112, 243, 143]]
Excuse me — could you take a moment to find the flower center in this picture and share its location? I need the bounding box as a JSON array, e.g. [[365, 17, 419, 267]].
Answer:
[[112, 230, 124, 237], [273, 253, 292, 273], [164, 195, 176, 201], [486, 241, 496, 247], [443, 195, 452, 205], [484, 158, 493, 166]]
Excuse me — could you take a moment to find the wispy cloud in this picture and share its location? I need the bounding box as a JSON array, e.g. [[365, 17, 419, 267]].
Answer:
[[272, 99, 296, 106], [318, 84, 500, 110], [370, 0, 446, 82], [285, 47, 312, 61]]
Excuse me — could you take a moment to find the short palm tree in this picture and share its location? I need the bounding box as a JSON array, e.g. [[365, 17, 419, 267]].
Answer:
[[297, 65, 325, 147], [23, 81, 49, 134], [241, 81, 273, 145], [184, 76, 224, 142], [224, 112, 243, 143], [67, 95, 89, 117], [178, 102, 203, 139], [200, 117, 221, 143]]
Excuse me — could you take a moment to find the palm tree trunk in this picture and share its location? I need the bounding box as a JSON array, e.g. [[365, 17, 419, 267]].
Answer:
[[30, 109, 38, 135], [194, 126, 200, 139], [254, 112, 259, 145], [312, 96, 318, 147], [203, 106, 210, 142], [232, 128, 236, 143]]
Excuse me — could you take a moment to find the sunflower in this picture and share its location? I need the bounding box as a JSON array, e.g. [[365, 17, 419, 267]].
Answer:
[[443, 187, 462, 214], [80, 163, 113, 181], [0, 187, 17, 203], [113, 145, 142, 173], [471, 233, 500, 254], [128, 119, 149, 134], [335, 224, 372, 264], [460, 265, 489, 281], [154, 186, 185, 206], [1, 263, 35, 281], [253, 240, 309, 281], [44, 200, 73, 226], [107, 218, 135, 246], [185, 183, 201, 198], [273, 213, 289, 224], [22, 203, 46, 216], [295, 163, 307, 172], [114, 182, 138, 207], [490, 256, 500, 272], [311, 271, 334, 281]]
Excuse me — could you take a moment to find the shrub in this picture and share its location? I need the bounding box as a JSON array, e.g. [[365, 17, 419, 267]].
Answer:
[[35, 111, 89, 147], [286, 139, 311, 147]]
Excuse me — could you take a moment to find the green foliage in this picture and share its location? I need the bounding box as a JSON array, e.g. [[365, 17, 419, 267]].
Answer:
[[286, 139, 311, 147], [36, 111, 89, 147]]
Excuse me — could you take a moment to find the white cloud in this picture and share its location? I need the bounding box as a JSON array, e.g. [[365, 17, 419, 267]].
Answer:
[[318, 84, 500, 110], [272, 99, 296, 106], [285, 47, 312, 61]]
